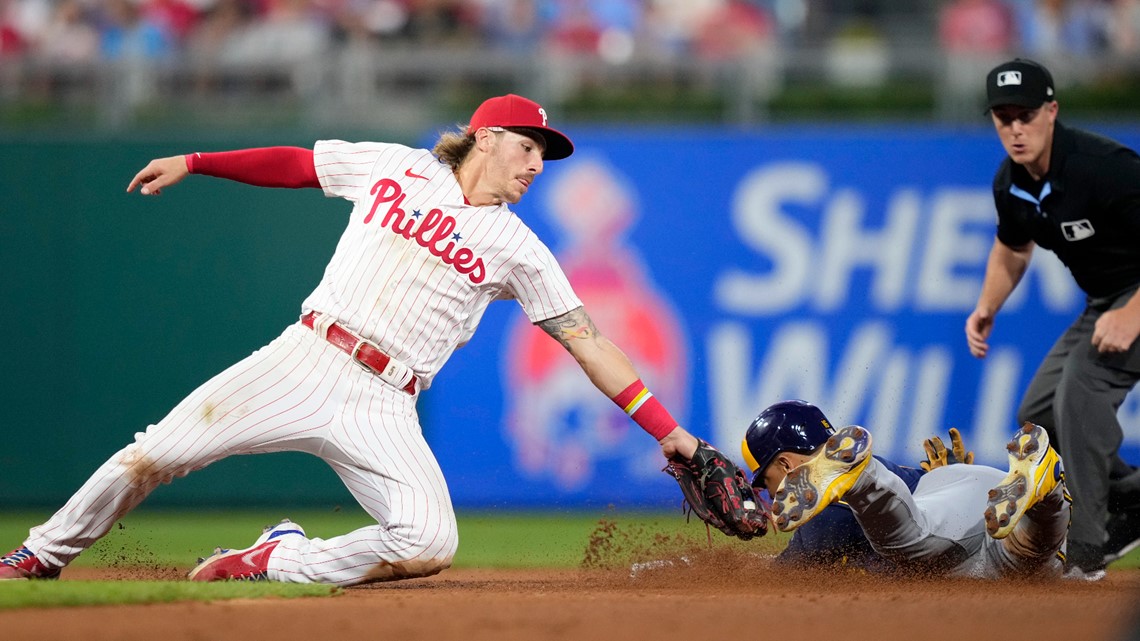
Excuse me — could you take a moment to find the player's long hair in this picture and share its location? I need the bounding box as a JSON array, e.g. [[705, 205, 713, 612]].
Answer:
[[433, 124, 475, 170]]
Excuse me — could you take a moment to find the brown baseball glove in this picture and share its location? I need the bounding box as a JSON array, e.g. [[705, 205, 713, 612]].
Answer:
[[664, 440, 770, 540], [920, 427, 975, 472]]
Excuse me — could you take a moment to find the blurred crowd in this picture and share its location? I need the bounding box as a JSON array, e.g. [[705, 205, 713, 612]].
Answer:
[[2, 0, 1138, 132], [0, 0, 783, 67], [1, 0, 1136, 69], [939, 0, 1140, 56]]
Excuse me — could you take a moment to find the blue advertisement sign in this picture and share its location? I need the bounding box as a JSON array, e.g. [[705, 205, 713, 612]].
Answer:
[[426, 124, 1140, 508]]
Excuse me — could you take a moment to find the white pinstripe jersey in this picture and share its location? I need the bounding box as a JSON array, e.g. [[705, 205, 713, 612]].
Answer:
[[302, 140, 582, 388]]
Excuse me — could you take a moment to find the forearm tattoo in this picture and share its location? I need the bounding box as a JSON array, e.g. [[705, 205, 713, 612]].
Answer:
[[538, 306, 600, 351]]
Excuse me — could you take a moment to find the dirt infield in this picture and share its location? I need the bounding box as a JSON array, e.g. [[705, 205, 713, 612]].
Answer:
[[4, 558, 1140, 641]]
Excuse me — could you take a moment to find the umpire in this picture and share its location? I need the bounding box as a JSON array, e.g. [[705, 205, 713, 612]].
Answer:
[[965, 58, 1140, 580]]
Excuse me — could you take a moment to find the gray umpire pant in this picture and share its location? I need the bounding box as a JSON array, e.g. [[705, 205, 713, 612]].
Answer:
[[1018, 285, 1140, 552]]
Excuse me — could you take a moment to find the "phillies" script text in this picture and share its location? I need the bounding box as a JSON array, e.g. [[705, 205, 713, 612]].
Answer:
[[364, 178, 486, 284]]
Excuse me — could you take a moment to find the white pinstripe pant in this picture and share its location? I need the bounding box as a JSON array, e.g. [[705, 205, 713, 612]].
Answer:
[[25, 323, 458, 586]]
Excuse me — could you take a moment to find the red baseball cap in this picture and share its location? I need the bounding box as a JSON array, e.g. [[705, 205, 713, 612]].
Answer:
[[466, 94, 574, 161]]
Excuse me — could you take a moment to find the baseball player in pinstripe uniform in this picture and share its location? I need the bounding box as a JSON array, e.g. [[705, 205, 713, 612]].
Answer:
[[0, 94, 715, 585]]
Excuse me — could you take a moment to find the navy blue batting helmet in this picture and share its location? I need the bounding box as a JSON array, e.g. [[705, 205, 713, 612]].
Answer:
[[741, 400, 834, 487]]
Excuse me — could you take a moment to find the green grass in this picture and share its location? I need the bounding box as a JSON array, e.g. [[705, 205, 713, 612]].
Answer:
[[0, 581, 336, 609]]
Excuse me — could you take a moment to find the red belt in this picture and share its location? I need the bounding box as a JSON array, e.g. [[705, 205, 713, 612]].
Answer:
[[301, 311, 418, 395]]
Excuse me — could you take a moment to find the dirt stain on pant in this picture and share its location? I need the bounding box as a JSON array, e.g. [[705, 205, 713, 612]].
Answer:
[[201, 401, 250, 427], [202, 402, 219, 426], [363, 558, 451, 583], [119, 445, 172, 489]]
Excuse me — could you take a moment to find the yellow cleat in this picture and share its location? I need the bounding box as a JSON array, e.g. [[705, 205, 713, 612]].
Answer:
[[985, 423, 1064, 539], [772, 425, 872, 532]]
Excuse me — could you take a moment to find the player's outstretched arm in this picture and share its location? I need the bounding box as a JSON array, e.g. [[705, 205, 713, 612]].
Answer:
[[537, 306, 698, 459], [127, 155, 189, 196], [537, 307, 768, 539], [129, 148, 319, 195]]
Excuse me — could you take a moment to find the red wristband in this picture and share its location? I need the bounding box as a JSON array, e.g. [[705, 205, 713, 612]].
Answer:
[[612, 380, 678, 440]]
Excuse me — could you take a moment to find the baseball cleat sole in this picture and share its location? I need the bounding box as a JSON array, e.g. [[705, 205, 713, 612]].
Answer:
[[772, 425, 872, 532], [985, 423, 1064, 539]]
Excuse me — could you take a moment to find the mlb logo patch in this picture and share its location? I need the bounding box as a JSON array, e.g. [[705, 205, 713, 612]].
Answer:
[[997, 71, 1022, 87], [1061, 219, 1095, 241]]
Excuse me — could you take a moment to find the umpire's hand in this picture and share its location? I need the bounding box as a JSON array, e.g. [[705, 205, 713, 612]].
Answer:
[[965, 307, 994, 358], [1093, 306, 1140, 354], [127, 155, 190, 196]]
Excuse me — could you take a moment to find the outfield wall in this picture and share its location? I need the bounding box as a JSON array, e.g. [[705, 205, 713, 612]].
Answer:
[[3, 124, 1139, 509]]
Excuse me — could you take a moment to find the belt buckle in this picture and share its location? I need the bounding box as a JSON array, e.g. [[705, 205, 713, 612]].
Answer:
[[350, 339, 382, 375]]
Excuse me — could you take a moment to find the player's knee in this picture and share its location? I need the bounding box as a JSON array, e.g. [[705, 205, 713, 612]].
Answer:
[[115, 443, 181, 489], [402, 523, 458, 573], [364, 529, 456, 581], [366, 554, 452, 582], [416, 548, 455, 578]]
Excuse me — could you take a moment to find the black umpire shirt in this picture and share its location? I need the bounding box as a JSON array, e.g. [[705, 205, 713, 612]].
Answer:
[[993, 121, 1140, 299]]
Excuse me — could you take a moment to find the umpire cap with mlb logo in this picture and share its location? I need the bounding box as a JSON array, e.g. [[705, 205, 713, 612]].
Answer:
[[741, 400, 835, 488], [986, 58, 1056, 111]]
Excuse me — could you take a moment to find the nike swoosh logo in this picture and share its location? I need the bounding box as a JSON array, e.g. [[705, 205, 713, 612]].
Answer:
[[240, 539, 284, 565], [405, 168, 429, 180]]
